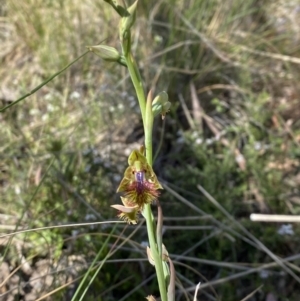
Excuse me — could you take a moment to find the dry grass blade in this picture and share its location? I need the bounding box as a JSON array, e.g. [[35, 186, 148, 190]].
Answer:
[[147, 40, 200, 61], [178, 93, 195, 130], [172, 255, 250, 271], [197, 184, 300, 284], [197, 84, 250, 95], [0, 254, 35, 288], [226, 40, 300, 65], [193, 282, 201, 301], [240, 285, 263, 301], [183, 253, 300, 292], [174, 9, 231, 64], [174, 261, 219, 300], [194, 99, 246, 170], [162, 181, 259, 248], [250, 214, 300, 223], [2, 0, 300, 299], [0, 221, 125, 239], [189, 81, 202, 130], [118, 274, 156, 301]]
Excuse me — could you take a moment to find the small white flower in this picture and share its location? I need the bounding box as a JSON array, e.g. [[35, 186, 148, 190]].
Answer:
[[15, 185, 21, 195], [118, 103, 124, 110], [140, 241, 148, 248], [29, 109, 39, 115], [72, 230, 79, 237], [235, 154, 245, 163], [195, 138, 203, 145], [47, 103, 55, 112], [191, 131, 199, 139], [70, 91, 81, 99], [277, 224, 294, 236], [41, 114, 49, 121], [85, 214, 96, 221], [254, 142, 262, 151], [259, 270, 269, 279], [206, 138, 213, 145]]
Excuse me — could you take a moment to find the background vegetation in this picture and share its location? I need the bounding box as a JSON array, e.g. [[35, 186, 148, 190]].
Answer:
[[1, 0, 300, 300]]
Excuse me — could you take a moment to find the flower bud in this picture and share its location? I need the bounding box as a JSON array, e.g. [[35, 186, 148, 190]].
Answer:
[[119, 0, 138, 40], [88, 45, 121, 62], [103, 0, 127, 17], [146, 295, 156, 301], [152, 91, 171, 119]]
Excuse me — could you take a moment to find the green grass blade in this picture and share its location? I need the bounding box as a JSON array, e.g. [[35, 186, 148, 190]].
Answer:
[[0, 51, 89, 112], [0, 157, 55, 265], [71, 223, 118, 301]]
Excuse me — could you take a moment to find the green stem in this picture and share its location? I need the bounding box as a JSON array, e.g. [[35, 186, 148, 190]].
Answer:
[[144, 203, 168, 301], [156, 201, 163, 258], [124, 52, 146, 123], [145, 91, 153, 166], [125, 48, 168, 301]]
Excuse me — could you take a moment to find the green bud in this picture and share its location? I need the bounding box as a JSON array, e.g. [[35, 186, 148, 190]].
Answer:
[[88, 45, 121, 62], [119, 0, 138, 40], [103, 0, 127, 17], [152, 91, 171, 119]]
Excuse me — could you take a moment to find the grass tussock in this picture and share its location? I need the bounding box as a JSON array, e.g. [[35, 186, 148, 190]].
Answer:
[[1, 0, 300, 300]]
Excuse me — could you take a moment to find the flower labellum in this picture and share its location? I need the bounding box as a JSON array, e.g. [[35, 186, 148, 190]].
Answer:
[[117, 150, 162, 209]]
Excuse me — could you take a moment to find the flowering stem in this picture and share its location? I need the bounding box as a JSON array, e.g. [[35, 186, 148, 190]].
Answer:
[[124, 49, 168, 301], [144, 203, 167, 299], [156, 201, 163, 258], [123, 44, 146, 123]]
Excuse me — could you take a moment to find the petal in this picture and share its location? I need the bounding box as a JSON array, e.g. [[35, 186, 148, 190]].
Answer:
[[111, 204, 138, 213], [117, 177, 131, 193], [120, 196, 136, 207], [123, 166, 135, 180], [111, 204, 139, 224], [128, 150, 148, 166]]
